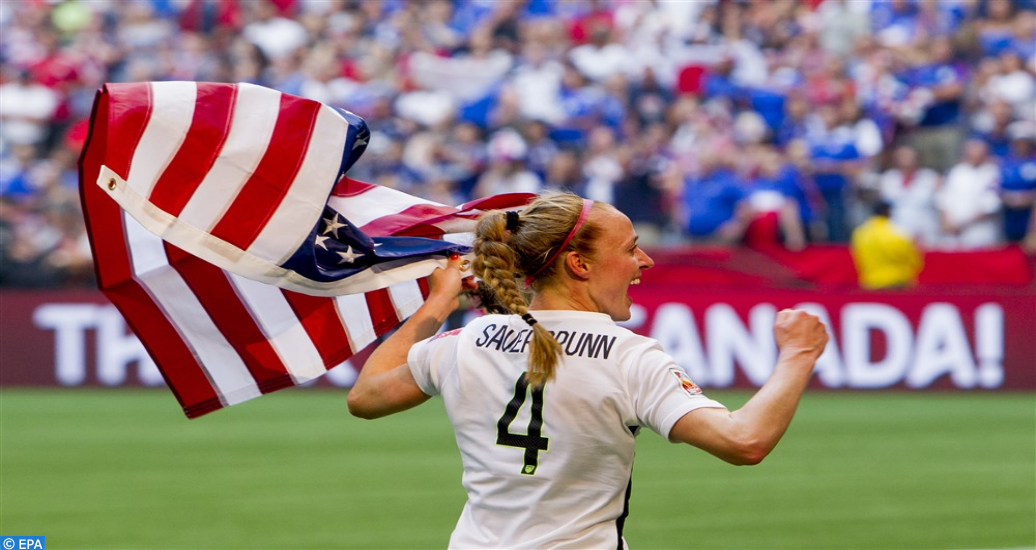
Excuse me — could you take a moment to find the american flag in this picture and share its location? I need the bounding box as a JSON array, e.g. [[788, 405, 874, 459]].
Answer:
[[79, 82, 531, 418]]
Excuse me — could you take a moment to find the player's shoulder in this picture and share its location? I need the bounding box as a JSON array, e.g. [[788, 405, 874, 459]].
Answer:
[[587, 319, 660, 350], [460, 313, 520, 334], [429, 327, 464, 342]]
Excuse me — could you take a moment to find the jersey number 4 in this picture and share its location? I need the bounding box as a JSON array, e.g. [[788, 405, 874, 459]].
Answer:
[[496, 373, 549, 476]]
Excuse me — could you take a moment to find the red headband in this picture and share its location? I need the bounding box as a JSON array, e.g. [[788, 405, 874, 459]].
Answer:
[[525, 199, 594, 286]]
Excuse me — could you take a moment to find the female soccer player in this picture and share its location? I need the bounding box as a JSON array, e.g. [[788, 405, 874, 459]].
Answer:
[[347, 193, 828, 549]]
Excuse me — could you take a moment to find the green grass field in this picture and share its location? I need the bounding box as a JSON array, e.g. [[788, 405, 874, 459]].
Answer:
[[1, 388, 1033, 550]]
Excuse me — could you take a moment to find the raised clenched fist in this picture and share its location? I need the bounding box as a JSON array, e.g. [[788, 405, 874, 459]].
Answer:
[[773, 309, 829, 359]]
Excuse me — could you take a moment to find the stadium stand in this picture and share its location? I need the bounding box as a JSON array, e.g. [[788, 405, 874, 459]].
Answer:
[[1, 0, 1034, 289]]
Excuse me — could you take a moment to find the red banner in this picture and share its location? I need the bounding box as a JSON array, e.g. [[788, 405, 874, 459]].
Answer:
[[2, 286, 1033, 391], [624, 285, 1035, 390], [645, 245, 1035, 287], [0, 289, 363, 388]]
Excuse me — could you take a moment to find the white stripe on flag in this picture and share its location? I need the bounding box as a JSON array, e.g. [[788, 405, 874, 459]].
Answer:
[[178, 82, 282, 232], [248, 104, 350, 265], [123, 212, 262, 405], [388, 280, 424, 321], [228, 273, 328, 383], [334, 293, 376, 354], [126, 81, 197, 199], [327, 185, 442, 228], [443, 232, 475, 246]]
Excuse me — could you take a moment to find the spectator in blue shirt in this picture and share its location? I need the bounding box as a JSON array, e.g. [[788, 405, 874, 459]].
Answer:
[[520, 120, 559, 183], [0, 145, 42, 205], [1000, 124, 1036, 244], [613, 152, 670, 245], [917, 0, 970, 38], [871, 0, 920, 48], [774, 93, 811, 147], [1008, 10, 1036, 61], [808, 106, 862, 243], [742, 147, 807, 251], [628, 67, 672, 127], [682, 155, 749, 243], [904, 35, 967, 172], [703, 56, 745, 104], [976, 0, 1019, 56], [777, 145, 821, 243], [972, 99, 1016, 159], [552, 63, 609, 146]]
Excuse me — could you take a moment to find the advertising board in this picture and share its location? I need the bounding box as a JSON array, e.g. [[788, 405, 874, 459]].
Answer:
[[3, 286, 1032, 390]]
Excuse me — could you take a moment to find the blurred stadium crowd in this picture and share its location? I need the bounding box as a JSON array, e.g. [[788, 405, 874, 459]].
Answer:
[[1, 0, 1035, 288]]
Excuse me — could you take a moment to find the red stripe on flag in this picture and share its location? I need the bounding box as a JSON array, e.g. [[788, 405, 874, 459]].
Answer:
[[456, 193, 536, 213], [358, 203, 459, 238], [148, 83, 237, 216], [83, 86, 150, 291], [103, 82, 153, 179], [79, 88, 222, 417], [164, 243, 297, 394], [281, 291, 355, 369], [365, 288, 403, 337], [210, 93, 322, 250], [332, 177, 376, 197]]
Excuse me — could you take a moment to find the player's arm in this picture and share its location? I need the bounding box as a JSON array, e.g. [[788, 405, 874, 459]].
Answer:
[[669, 309, 828, 465], [347, 255, 466, 419]]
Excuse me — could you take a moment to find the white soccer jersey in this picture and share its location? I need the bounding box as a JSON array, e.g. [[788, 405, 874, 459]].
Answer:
[[408, 310, 725, 549]]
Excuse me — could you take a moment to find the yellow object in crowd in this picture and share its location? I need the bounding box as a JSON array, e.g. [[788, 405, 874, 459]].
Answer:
[[850, 216, 924, 290]]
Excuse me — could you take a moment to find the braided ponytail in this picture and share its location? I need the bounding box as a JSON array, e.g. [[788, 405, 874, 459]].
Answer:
[[473, 193, 600, 387], [473, 211, 562, 387]]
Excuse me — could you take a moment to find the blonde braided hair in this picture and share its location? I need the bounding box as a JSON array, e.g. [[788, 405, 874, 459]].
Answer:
[[472, 193, 604, 386]]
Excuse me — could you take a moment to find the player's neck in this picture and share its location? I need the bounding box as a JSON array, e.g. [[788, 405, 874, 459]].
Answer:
[[528, 282, 597, 314]]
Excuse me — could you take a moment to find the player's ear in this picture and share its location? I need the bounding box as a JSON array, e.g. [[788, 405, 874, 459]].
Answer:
[[564, 251, 591, 280]]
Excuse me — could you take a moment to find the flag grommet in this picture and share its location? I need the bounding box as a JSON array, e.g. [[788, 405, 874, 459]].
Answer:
[[107, 178, 117, 190]]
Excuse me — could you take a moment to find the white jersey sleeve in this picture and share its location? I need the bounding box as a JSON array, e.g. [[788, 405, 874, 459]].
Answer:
[[624, 339, 726, 439], [407, 328, 463, 397]]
